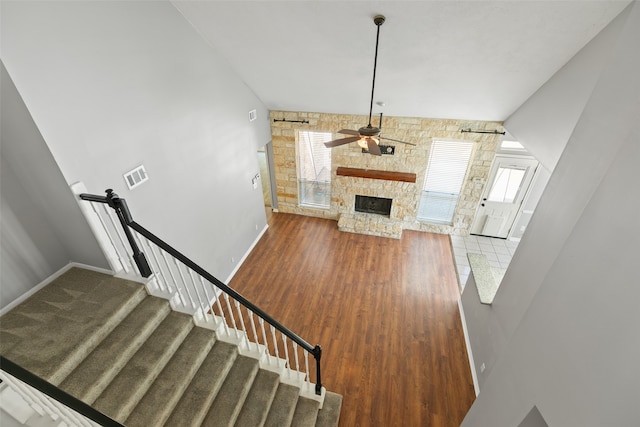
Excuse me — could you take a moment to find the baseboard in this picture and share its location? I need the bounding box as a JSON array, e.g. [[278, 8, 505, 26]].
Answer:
[[225, 224, 269, 284], [0, 262, 114, 316], [458, 297, 480, 396]]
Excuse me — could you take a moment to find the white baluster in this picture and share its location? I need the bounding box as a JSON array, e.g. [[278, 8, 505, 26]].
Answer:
[[234, 300, 250, 348], [223, 294, 240, 339], [1, 374, 47, 417], [282, 334, 291, 378], [211, 285, 230, 335], [198, 276, 214, 314], [90, 202, 128, 273], [52, 397, 93, 427], [187, 268, 206, 312], [247, 310, 261, 352], [173, 260, 196, 310], [158, 250, 180, 297], [138, 236, 167, 292], [4, 375, 56, 421], [259, 318, 270, 362], [293, 341, 300, 374], [304, 351, 311, 392], [270, 325, 281, 368], [100, 204, 138, 274]]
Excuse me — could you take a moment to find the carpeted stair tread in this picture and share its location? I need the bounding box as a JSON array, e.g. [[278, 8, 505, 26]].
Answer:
[[315, 391, 343, 427], [200, 354, 260, 427], [58, 296, 171, 404], [125, 327, 217, 427], [0, 268, 146, 384], [291, 395, 320, 426], [234, 368, 280, 427], [164, 340, 238, 427], [264, 383, 300, 427], [92, 311, 193, 422], [1, 267, 344, 426]]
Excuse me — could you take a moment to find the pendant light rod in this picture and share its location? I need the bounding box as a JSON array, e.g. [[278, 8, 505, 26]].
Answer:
[[367, 15, 385, 128]]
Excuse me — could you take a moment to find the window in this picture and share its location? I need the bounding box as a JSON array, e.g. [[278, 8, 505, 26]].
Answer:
[[296, 131, 332, 208], [487, 166, 526, 203], [417, 140, 474, 223]]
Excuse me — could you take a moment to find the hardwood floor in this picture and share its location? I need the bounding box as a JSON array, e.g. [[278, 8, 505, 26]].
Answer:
[[229, 213, 475, 426]]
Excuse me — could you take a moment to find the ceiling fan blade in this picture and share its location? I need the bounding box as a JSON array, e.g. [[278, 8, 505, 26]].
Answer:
[[367, 138, 382, 156], [338, 129, 360, 136], [324, 136, 360, 148], [380, 136, 417, 146]]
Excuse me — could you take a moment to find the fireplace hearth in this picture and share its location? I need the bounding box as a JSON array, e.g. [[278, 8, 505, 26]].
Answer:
[[355, 195, 392, 217]]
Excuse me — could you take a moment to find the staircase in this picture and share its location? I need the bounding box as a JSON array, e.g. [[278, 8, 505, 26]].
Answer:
[[0, 267, 342, 426]]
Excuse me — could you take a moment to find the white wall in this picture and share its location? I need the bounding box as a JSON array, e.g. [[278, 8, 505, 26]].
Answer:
[[1, 63, 109, 309], [504, 0, 626, 174], [1, 1, 272, 281], [461, 2, 640, 425]]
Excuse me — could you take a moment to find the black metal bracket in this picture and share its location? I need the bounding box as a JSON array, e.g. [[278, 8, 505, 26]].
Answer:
[[460, 128, 505, 135], [362, 145, 395, 155], [79, 190, 152, 278], [273, 118, 309, 124]]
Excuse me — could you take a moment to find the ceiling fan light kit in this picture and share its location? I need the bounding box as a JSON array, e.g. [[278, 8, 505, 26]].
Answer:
[[324, 14, 414, 156]]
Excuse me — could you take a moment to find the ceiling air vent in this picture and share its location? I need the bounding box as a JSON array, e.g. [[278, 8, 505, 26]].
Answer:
[[249, 109, 257, 122], [123, 165, 148, 190]]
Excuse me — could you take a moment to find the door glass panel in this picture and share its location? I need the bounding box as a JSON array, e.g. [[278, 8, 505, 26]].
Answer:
[[487, 166, 526, 203]]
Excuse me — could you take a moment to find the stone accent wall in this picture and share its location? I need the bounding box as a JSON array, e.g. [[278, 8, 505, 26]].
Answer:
[[270, 110, 502, 238]]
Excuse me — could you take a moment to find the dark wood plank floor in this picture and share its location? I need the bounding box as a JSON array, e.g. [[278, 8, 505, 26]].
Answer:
[[229, 213, 475, 426]]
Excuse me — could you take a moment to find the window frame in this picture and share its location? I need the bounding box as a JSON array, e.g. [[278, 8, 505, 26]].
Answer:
[[295, 130, 333, 209], [417, 139, 475, 225]]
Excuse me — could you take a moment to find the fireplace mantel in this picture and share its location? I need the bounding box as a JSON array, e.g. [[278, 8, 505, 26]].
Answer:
[[336, 167, 417, 183]]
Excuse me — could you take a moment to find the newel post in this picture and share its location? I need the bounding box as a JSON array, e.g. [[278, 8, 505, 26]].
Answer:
[[314, 344, 323, 395], [105, 189, 152, 277]]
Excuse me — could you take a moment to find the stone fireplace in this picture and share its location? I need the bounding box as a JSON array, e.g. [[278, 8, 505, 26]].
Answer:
[[269, 110, 504, 239], [333, 167, 417, 239], [354, 195, 392, 216]]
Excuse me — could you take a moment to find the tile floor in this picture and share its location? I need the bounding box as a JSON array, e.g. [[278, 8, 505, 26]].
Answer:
[[450, 235, 520, 289]]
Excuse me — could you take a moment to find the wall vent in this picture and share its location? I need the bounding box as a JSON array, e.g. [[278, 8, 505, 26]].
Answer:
[[123, 165, 148, 190], [249, 109, 257, 122]]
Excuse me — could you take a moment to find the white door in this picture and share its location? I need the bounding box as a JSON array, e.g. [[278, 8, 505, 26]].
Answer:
[[471, 156, 538, 238]]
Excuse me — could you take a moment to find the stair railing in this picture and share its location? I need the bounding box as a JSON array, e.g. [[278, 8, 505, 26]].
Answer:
[[0, 355, 123, 427], [78, 189, 323, 397]]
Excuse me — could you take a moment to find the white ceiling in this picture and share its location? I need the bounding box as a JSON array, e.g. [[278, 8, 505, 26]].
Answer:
[[172, 1, 629, 122]]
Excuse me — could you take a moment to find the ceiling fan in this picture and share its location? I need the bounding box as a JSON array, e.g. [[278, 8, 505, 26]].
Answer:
[[324, 14, 415, 156]]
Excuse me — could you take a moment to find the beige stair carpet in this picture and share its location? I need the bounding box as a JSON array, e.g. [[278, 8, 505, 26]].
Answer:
[[0, 267, 342, 426]]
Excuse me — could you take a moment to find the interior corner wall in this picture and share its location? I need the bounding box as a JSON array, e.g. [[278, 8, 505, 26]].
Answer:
[[1, 63, 109, 309], [461, 2, 640, 425], [1, 1, 272, 281], [504, 2, 627, 173]]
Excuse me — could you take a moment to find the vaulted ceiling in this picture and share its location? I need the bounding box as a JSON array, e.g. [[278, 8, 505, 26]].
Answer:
[[172, 1, 628, 122]]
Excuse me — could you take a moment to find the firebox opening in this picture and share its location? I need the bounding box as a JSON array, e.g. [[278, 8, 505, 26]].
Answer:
[[355, 195, 392, 217]]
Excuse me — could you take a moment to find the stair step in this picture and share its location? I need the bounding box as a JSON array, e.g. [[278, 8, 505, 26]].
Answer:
[[125, 326, 217, 426], [59, 297, 171, 403], [92, 311, 193, 422], [164, 340, 238, 427], [291, 396, 320, 426], [263, 383, 300, 427], [316, 391, 343, 427], [200, 355, 260, 427], [0, 268, 146, 384], [234, 369, 280, 427]]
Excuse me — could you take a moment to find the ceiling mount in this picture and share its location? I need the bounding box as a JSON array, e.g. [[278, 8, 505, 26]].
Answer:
[[324, 13, 414, 156]]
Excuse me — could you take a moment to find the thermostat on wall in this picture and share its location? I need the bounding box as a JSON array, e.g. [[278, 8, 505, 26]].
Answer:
[[124, 165, 148, 190]]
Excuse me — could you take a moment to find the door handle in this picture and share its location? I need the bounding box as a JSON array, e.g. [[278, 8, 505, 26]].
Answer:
[[481, 203, 485, 207], [483, 198, 487, 201]]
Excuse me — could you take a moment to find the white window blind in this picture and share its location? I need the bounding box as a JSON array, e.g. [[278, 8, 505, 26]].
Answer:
[[417, 140, 474, 223], [297, 131, 332, 208]]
